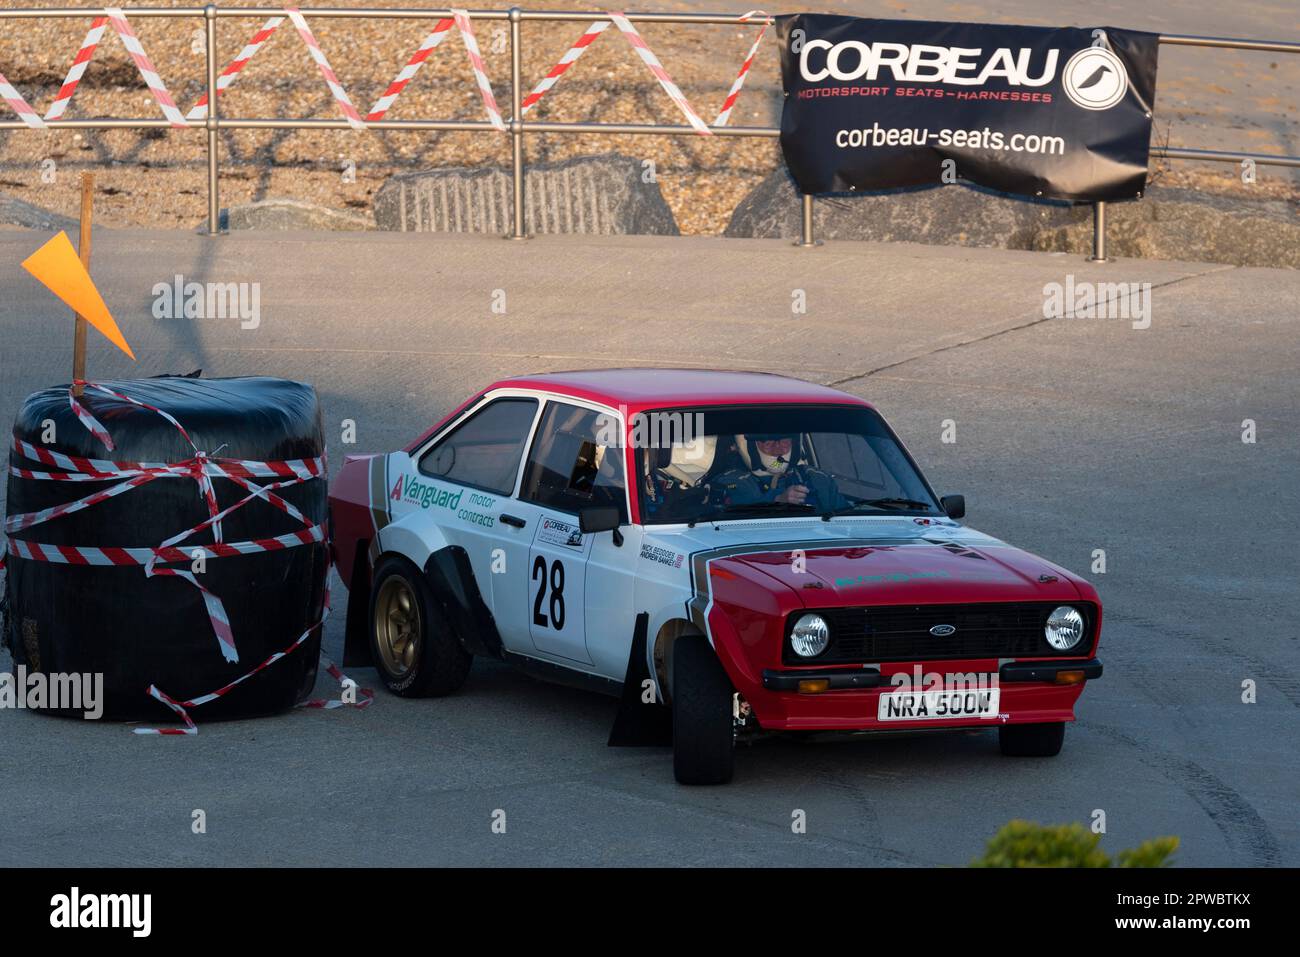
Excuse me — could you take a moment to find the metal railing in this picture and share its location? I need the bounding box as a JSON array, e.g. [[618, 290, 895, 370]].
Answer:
[[1, 6, 1298, 258]]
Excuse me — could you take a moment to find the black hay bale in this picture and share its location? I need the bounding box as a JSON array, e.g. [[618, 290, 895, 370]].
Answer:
[[3, 376, 328, 721]]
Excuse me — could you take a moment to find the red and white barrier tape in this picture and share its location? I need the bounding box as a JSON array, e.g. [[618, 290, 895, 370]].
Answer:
[[6, 8, 757, 136], [186, 16, 285, 121], [285, 7, 366, 130], [608, 12, 710, 135], [0, 380, 369, 733], [366, 17, 456, 122], [0, 71, 46, 129], [452, 9, 507, 131], [71, 379, 223, 516], [6, 525, 326, 568], [10, 435, 323, 482], [44, 16, 109, 122], [365, 12, 504, 129], [137, 568, 373, 735], [104, 7, 188, 128], [68, 377, 206, 452], [32, 11, 341, 130], [32, 11, 184, 126], [520, 20, 610, 115], [712, 11, 768, 127], [519, 11, 769, 129]]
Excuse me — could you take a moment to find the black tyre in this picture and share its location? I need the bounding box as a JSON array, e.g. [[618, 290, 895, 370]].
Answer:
[[368, 555, 471, 697], [3, 588, 35, 671], [999, 721, 1065, 757], [672, 636, 735, 785]]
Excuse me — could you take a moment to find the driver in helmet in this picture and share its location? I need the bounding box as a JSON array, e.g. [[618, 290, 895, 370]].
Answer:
[[710, 433, 847, 511]]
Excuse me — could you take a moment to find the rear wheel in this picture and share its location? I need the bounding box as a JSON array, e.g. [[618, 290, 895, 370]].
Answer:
[[999, 721, 1065, 757], [368, 556, 470, 697], [671, 636, 735, 785]]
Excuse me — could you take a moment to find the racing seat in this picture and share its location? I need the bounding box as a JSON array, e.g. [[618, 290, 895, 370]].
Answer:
[[645, 436, 716, 520], [659, 435, 717, 488]]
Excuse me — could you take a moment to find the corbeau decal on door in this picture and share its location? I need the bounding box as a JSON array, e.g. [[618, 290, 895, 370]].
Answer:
[[538, 517, 583, 548]]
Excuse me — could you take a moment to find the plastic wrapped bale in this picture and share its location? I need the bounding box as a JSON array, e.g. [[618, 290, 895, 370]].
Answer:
[[2, 376, 328, 721]]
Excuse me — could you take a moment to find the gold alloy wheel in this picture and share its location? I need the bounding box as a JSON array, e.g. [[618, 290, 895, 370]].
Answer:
[[374, 576, 422, 677]]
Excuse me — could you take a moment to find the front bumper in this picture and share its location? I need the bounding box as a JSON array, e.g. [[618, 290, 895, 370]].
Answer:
[[762, 658, 1103, 691], [747, 659, 1102, 732]]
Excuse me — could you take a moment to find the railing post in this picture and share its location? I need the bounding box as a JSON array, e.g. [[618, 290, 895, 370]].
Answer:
[[1088, 200, 1108, 263], [508, 7, 526, 239], [204, 4, 219, 236], [795, 192, 820, 247]]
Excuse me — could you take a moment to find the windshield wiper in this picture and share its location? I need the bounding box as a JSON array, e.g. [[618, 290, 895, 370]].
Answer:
[[863, 497, 934, 510], [822, 497, 935, 519], [716, 501, 817, 514], [686, 500, 815, 527]]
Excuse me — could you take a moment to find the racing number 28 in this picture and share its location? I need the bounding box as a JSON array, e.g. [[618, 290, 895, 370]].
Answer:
[[532, 556, 566, 630]]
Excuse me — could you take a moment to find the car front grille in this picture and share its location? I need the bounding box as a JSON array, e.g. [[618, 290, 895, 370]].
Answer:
[[784, 602, 1094, 665]]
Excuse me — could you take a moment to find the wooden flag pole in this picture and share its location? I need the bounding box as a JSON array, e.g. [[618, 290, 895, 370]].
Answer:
[[71, 172, 94, 398]]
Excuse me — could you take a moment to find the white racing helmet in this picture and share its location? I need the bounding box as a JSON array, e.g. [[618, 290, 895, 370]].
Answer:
[[736, 433, 798, 476]]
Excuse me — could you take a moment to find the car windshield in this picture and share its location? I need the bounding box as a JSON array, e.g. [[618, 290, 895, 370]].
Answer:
[[634, 404, 941, 525]]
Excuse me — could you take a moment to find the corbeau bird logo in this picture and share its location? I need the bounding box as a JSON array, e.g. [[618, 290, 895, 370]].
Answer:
[[1062, 47, 1128, 110]]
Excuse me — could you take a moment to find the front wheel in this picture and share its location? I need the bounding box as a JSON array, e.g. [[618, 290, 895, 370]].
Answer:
[[368, 556, 471, 697], [671, 636, 735, 785], [999, 721, 1065, 757]]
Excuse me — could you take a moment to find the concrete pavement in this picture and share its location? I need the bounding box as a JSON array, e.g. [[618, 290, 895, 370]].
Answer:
[[0, 228, 1296, 866]]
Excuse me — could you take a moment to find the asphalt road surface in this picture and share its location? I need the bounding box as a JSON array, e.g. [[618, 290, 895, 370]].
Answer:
[[0, 229, 1296, 866]]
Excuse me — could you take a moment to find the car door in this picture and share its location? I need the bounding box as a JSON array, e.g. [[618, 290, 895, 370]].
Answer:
[[526, 512, 593, 664], [583, 504, 642, 680], [517, 400, 629, 666], [412, 394, 541, 653]]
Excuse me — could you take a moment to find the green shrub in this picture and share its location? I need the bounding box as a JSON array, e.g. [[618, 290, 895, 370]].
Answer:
[[1116, 835, 1181, 868], [971, 820, 1179, 868]]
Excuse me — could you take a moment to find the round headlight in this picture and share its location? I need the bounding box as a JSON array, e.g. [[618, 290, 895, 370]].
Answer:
[[791, 613, 830, 658], [1045, 606, 1085, 651]]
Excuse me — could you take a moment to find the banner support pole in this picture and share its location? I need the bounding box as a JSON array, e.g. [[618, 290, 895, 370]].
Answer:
[[1088, 200, 1108, 263], [204, 4, 220, 236], [508, 7, 527, 240], [795, 193, 820, 247]]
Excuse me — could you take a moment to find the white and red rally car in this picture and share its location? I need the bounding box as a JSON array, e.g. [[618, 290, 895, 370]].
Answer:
[[329, 369, 1102, 784]]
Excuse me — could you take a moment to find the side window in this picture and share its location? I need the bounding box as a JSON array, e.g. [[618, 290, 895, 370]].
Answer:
[[418, 397, 538, 495], [520, 402, 628, 521]]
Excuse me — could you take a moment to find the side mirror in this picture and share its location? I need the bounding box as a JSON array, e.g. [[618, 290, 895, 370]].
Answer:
[[940, 494, 966, 520], [579, 505, 622, 534]]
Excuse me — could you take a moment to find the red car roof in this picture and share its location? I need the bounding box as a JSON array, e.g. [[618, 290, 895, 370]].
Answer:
[[486, 368, 870, 413]]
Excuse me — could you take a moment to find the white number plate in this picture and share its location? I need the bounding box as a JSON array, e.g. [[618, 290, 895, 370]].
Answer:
[[877, 688, 1001, 721]]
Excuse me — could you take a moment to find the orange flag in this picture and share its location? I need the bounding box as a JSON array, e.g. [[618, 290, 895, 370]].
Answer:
[[21, 231, 136, 361]]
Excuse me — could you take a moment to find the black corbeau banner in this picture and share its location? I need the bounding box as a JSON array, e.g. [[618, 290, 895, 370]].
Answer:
[[778, 14, 1159, 201]]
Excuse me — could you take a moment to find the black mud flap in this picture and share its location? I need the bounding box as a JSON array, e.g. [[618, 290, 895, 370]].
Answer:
[[425, 547, 503, 658], [608, 613, 673, 747], [342, 546, 372, 668]]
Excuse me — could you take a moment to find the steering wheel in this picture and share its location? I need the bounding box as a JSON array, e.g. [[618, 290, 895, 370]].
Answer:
[[785, 465, 823, 510]]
